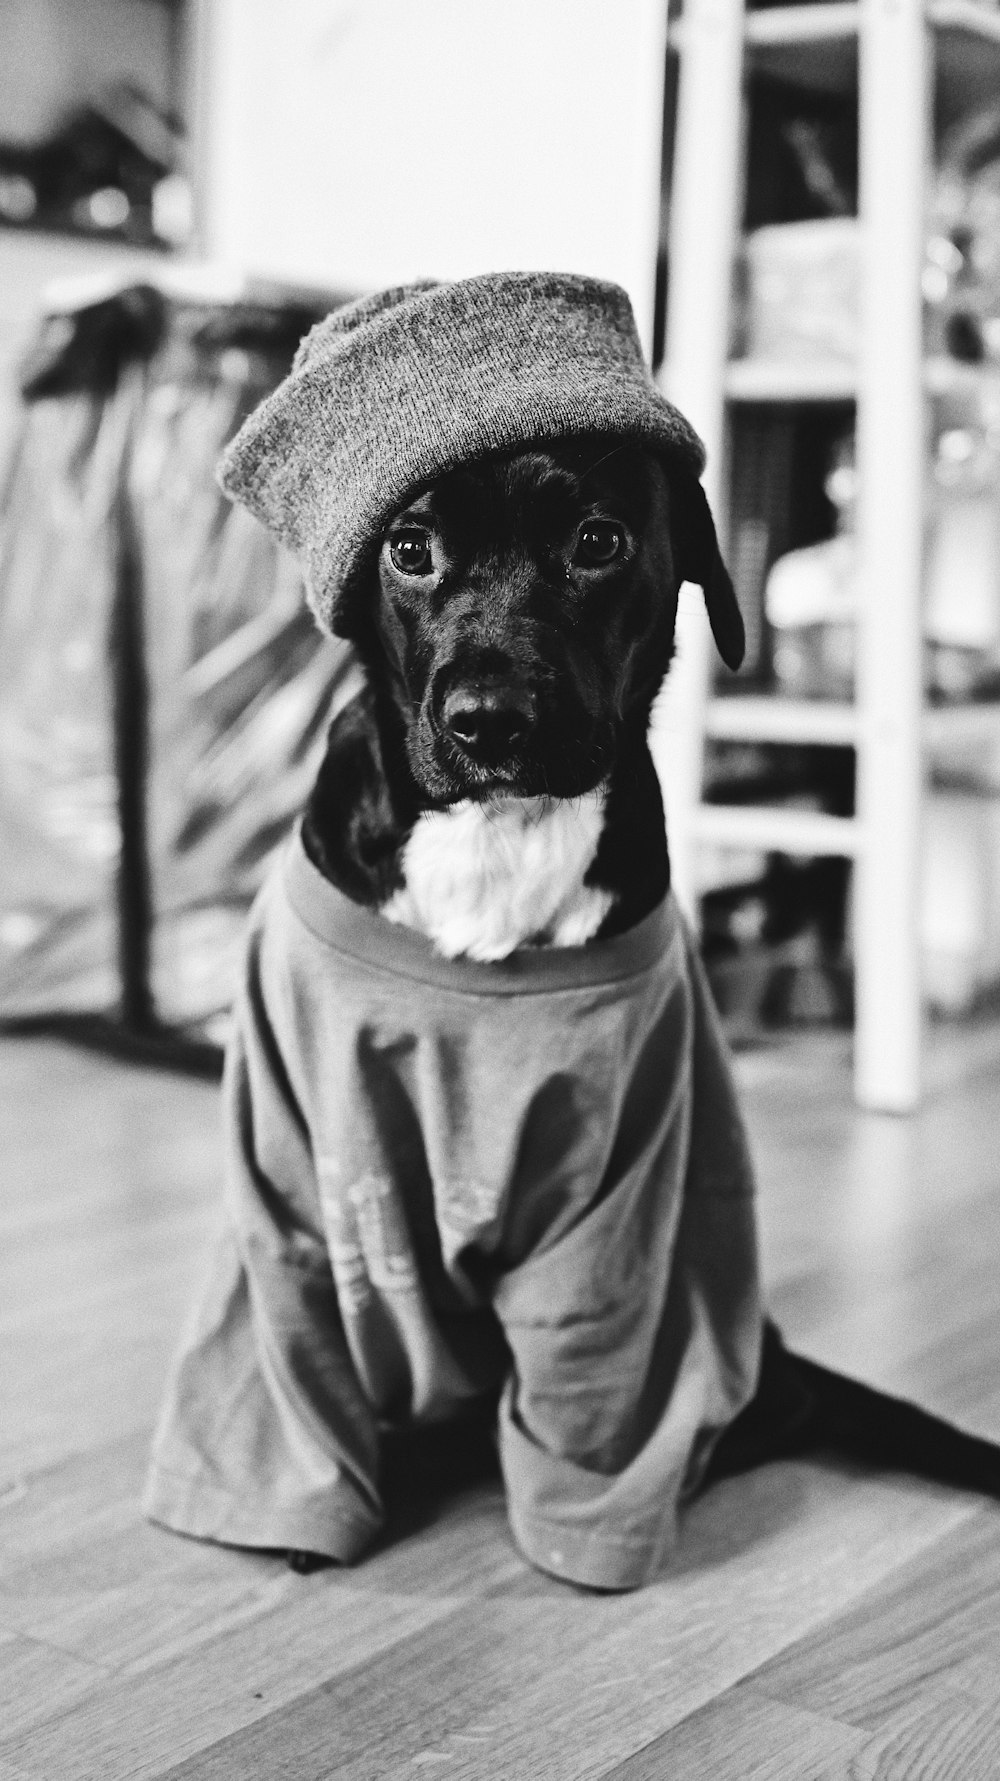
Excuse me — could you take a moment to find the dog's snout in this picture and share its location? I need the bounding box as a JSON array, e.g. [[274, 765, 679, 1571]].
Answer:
[[440, 681, 534, 764]]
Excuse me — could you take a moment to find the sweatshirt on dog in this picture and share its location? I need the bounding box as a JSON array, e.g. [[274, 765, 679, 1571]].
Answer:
[[143, 832, 762, 1592]]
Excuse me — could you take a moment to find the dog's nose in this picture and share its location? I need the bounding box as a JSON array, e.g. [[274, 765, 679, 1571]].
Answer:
[[440, 683, 533, 762]]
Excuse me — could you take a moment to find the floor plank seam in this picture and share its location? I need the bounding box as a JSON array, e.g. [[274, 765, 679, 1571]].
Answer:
[[1, 1625, 118, 1676], [0, 1431, 150, 1502], [595, 1681, 875, 1781]]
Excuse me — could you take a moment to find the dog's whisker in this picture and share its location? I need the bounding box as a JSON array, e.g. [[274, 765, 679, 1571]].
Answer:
[[565, 438, 633, 478]]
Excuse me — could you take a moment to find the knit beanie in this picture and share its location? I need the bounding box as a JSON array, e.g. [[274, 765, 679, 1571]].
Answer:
[[218, 271, 707, 640]]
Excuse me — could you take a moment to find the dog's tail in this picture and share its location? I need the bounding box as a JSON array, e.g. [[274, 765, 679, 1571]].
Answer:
[[705, 1318, 1000, 1497]]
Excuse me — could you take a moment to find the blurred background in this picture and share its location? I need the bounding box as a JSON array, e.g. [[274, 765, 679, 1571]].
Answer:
[[2, 0, 1000, 1112]]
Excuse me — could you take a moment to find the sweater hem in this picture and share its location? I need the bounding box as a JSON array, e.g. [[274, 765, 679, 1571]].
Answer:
[[507, 1502, 675, 1593], [142, 1461, 380, 1565]]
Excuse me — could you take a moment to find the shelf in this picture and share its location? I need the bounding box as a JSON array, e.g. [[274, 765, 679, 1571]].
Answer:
[[725, 354, 1000, 403], [0, 222, 169, 256], [747, 0, 1000, 48], [694, 802, 860, 856], [745, 4, 860, 46], [744, 3, 858, 93], [928, 0, 1000, 47], [725, 357, 857, 403], [671, 7, 856, 92], [742, 0, 1000, 119], [924, 357, 1000, 395], [707, 694, 1000, 750], [933, 1, 1000, 125], [707, 697, 858, 745], [927, 699, 1000, 747]]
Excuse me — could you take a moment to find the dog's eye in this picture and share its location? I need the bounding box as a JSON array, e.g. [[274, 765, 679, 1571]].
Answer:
[[574, 522, 626, 567], [388, 529, 434, 575]]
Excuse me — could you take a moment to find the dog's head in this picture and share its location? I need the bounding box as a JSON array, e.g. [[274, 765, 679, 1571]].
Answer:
[[366, 439, 742, 804], [218, 274, 744, 806]]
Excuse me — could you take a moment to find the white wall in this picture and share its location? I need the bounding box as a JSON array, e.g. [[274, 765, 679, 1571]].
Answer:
[[199, 0, 667, 350]]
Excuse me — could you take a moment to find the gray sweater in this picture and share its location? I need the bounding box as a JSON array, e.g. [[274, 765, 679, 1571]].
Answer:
[[144, 832, 762, 1591]]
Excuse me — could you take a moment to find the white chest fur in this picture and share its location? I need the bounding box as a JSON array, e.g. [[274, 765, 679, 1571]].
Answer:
[[380, 790, 615, 961]]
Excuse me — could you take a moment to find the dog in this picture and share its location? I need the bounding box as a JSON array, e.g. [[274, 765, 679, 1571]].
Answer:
[[145, 274, 1000, 1592], [292, 433, 1000, 1563]]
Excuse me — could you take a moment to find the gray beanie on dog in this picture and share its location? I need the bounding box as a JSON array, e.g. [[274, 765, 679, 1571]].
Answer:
[[218, 271, 707, 639]]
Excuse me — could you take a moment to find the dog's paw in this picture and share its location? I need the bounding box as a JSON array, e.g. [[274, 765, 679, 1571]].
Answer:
[[286, 1548, 337, 1575]]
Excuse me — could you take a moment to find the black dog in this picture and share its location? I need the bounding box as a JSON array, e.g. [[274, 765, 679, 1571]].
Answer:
[[289, 437, 1000, 1566]]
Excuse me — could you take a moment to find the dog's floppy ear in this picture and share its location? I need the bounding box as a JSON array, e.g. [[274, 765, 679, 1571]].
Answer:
[[669, 471, 745, 671]]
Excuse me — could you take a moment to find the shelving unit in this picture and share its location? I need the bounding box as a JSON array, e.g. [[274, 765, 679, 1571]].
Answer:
[[655, 0, 1000, 1112]]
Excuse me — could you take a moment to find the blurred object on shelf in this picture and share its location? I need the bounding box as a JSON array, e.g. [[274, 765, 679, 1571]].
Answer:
[[735, 71, 858, 363], [765, 425, 857, 699], [925, 422, 1000, 698], [699, 775, 1000, 1032], [704, 907, 852, 1044], [700, 738, 854, 1038], [151, 173, 193, 249], [926, 102, 1000, 365], [0, 274, 356, 1058], [758, 414, 1000, 704], [702, 849, 853, 1043], [923, 788, 1000, 1014], [738, 217, 860, 363], [703, 782, 1000, 1032], [748, 0, 997, 6], [743, 75, 857, 231], [724, 412, 795, 685], [722, 405, 853, 692], [0, 82, 189, 248], [928, 643, 1000, 702], [740, 99, 1000, 373], [19, 281, 166, 397]]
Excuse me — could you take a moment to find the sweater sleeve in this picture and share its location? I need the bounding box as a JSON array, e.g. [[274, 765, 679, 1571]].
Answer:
[[143, 910, 383, 1564], [490, 922, 762, 1592]]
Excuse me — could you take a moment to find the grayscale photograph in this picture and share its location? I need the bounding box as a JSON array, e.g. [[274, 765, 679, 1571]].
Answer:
[[2, 2, 1000, 1776]]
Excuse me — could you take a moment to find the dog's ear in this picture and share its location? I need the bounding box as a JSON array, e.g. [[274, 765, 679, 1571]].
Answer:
[[669, 472, 745, 671]]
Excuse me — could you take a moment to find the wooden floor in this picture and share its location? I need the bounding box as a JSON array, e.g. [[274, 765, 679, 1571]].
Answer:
[[3, 1021, 1000, 1779]]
